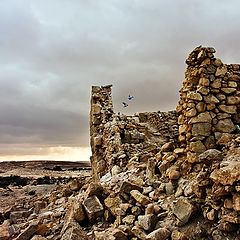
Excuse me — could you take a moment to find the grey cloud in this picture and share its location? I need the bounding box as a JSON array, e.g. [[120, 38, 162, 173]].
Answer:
[[0, 102, 88, 145], [0, 0, 240, 156]]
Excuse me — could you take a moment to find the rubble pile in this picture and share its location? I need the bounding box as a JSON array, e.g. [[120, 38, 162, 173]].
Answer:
[[0, 176, 91, 240], [1, 46, 240, 239]]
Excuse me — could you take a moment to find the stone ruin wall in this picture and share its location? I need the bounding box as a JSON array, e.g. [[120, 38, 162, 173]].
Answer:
[[177, 46, 240, 162], [90, 46, 240, 177], [90, 85, 114, 180], [86, 48, 240, 238], [90, 85, 178, 178]]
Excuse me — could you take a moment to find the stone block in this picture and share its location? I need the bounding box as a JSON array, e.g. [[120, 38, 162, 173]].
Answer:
[[137, 214, 158, 232], [215, 65, 227, 76], [187, 92, 202, 101], [197, 86, 209, 95], [192, 123, 211, 136], [161, 142, 174, 152], [92, 104, 101, 115], [218, 105, 237, 114], [94, 228, 128, 240], [61, 220, 88, 240], [122, 215, 135, 225], [189, 140, 206, 153], [10, 210, 32, 223], [232, 194, 240, 211], [204, 94, 219, 104], [173, 198, 195, 224], [68, 179, 82, 191], [185, 108, 197, 117], [165, 182, 175, 195], [120, 181, 142, 195], [130, 190, 151, 206], [168, 169, 180, 180], [226, 96, 240, 105], [214, 119, 235, 133], [72, 202, 86, 223], [211, 78, 221, 88], [196, 102, 206, 112], [85, 182, 103, 198], [189, 112, 212, 123], [104, 195, 122, 217], [198, 149, 223, 162], [210, 161, 240, 185], [83, 196, 104, 222], [146, 227, 171, 240], [131, 226, 147, 239], [221, 87, 236, 94], [146, 158, 156, 180]]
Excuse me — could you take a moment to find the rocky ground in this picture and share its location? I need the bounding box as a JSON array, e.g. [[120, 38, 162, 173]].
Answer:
[[1, 136, 240, 240], [0, 161, 92, 240]]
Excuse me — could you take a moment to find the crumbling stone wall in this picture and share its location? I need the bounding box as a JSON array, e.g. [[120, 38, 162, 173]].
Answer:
[[177, 46, 240, 162], [90, 86, 178, 178], [138, 111, 178, 143], [90, 85, 114, 180], [90, 46, 240, 177]]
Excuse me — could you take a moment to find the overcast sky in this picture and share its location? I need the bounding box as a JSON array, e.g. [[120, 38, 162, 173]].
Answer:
[[0, 0, 240, 161]]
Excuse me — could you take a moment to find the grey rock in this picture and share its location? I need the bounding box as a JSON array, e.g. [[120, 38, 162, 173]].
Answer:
[[198, 149, 223, 162], [15, 222, 38, 240], [83, 196, 104, 222], [137, 214, 158, 232], [173, 198, 195, 224]]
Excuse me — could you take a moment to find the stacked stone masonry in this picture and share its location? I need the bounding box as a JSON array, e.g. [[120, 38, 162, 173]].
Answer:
[[87, 47, 240, 239], [90, 86, 178, 178], [177, 46, 240, 162], [90, 85, 114, 180]]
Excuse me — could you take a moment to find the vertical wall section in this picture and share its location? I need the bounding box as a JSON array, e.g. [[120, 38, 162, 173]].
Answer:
[[177, 46, 240, 162], [90, 85, 114, 179]]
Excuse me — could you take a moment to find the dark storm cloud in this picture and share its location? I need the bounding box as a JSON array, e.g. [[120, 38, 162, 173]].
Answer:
[[0, 0, 240, 155]]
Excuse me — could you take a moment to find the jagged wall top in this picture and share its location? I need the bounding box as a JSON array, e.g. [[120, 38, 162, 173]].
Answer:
[[185, 46, 216, 66], [177, 46, 240, 162]]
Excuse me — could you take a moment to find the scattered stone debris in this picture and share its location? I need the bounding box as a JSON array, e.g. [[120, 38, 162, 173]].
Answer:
[[1, 46, 240, 239]]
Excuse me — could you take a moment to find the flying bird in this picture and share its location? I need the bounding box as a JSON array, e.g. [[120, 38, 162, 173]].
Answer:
[[128, 95, 134, 101], [122, 102, 128, 108]]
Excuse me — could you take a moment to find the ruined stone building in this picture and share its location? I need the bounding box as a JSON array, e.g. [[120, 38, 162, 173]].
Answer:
[[177, 46, 240, 162], [90, 46, 240, 178], [85, 46, 240, 239], [90, 85, 178, 178]]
